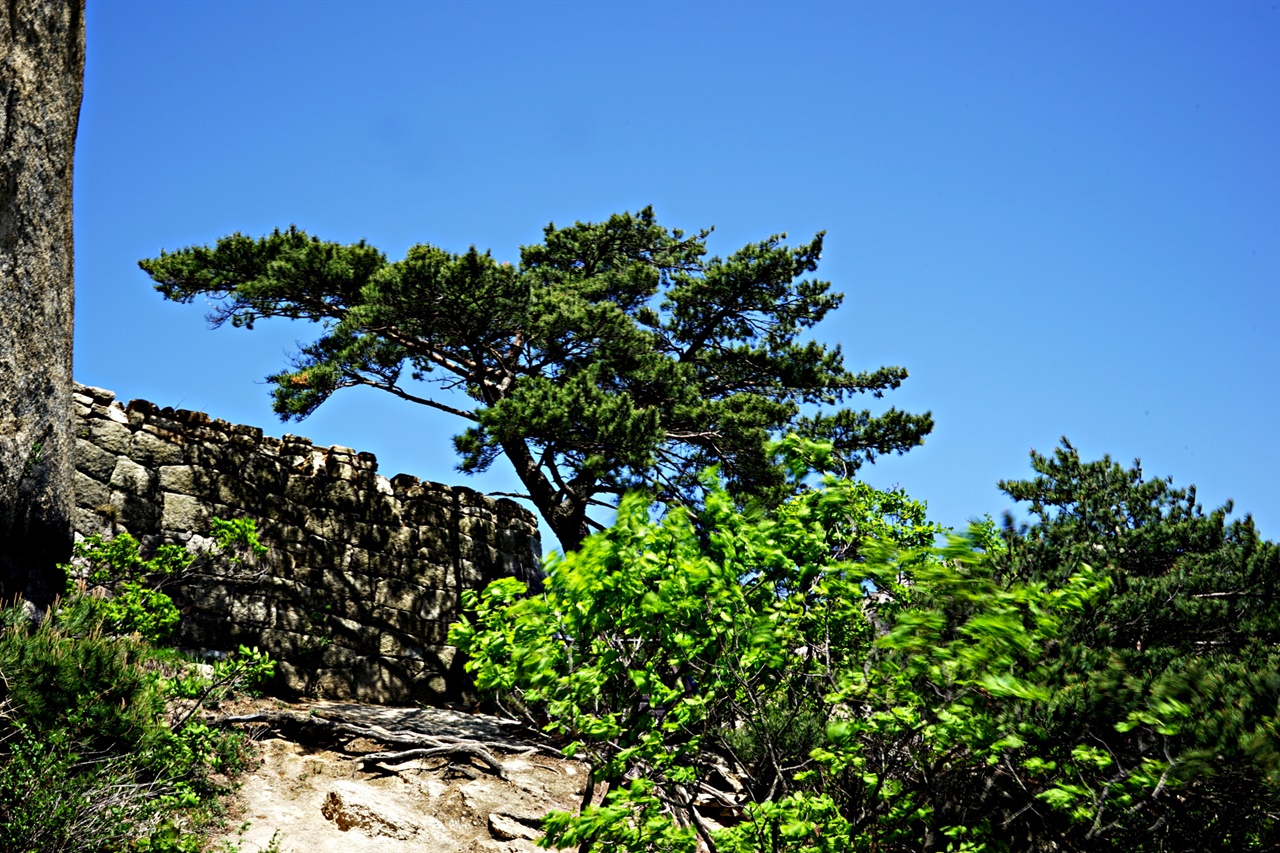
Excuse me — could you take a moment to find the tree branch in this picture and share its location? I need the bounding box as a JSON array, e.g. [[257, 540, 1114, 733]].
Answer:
[[345, 375, 477, 420]]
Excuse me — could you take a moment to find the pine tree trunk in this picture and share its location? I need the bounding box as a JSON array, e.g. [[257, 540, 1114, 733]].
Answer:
[[0, 0, 84, 605]]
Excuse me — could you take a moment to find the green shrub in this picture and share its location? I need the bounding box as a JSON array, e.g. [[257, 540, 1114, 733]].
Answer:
[[0, 615, 163, 752], [0, 519, 275, 852], [65, 516, 268, 645], [65, 532, 188, 643], [0, 722, 160, 853]]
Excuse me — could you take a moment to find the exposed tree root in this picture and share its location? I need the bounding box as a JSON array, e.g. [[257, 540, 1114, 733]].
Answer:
[[213, 709, 550, 780], [358, 745, 507, 778]]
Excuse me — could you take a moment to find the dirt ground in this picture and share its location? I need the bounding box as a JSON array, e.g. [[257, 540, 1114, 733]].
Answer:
[[211, 700, 588, 853]]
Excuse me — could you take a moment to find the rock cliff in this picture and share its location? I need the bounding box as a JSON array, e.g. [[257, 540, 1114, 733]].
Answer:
[[0, 0, 85, 604]]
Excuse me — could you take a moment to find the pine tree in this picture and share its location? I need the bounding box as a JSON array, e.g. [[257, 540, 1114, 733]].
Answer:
[[141, 208, 932, 551], [997, 440, 1280, 849]]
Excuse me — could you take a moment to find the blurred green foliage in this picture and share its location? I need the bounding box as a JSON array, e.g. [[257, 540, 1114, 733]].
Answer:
[[454, 437, 1278, 851]]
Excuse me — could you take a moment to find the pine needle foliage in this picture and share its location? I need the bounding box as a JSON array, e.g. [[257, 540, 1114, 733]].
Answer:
[[140, 209, 932, 551], [996, 440, 1280, 849]]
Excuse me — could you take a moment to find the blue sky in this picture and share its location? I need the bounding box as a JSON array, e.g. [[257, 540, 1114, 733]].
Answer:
[[74, 1, 1279, 547]]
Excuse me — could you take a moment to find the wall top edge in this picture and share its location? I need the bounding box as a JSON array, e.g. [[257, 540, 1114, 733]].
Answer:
[[72, 382, 536, 523]]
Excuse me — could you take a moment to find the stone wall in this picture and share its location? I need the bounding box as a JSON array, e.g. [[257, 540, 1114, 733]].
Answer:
[[71, 383, 541, 704]]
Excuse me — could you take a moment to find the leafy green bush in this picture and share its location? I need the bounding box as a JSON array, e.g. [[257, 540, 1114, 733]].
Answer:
[[457, 439, 1278, 851], [66, 532, 186, 643], [0, 519, 275, 852], [65, 515, 268, 645], [452, 441, 1121, 852]]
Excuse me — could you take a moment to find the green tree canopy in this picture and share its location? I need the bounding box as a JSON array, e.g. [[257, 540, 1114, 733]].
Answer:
[[453, 441, 1278, 851], [997, 440, 1280, 849], [451, 442, 1112, 852], [140, 208, 932, 552]]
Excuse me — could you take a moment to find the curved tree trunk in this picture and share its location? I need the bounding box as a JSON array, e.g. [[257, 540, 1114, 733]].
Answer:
[[0, 0, 84, 606]]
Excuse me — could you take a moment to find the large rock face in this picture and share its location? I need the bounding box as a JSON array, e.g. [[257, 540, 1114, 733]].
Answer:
[[0, 1, 85, 605]]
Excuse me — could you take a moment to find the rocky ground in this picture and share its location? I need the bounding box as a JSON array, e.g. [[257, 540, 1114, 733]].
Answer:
[[210, 700, 588, 853]]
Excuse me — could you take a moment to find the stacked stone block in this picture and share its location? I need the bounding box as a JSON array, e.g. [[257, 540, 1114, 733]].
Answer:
[[71, 383, 541, 704]]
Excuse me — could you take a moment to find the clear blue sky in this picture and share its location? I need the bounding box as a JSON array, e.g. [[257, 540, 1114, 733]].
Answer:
[[74, 1, 1279, 548]]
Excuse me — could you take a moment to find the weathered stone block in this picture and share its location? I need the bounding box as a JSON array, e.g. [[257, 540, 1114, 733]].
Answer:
[[416, 588, 455, 622], [77, 384, 115, 405], [73, 506, 112, 538], [374, 578, 420, 612], [341, 546, 370, 574], [179, 607, 261, 648], [241, 457, 287, 491], [322, 479, 359, 509], [311, 668, 356, 698], [273, 605, 317, 633], [227, 595, 270, 626], [108, 456, 154, 496], [144, 412, 185, 435], [108, 489, 155, 531], [369, 605, 421, 636], [213, 444, 253, 473], [416, 527, 450, 553], [432, 644, 458, 671], [458, 559, 490, 586], [401, 502, 450, 528], [386, 526, 416, 554], [215, 478, 259, 508], [88, 418, 133, 455], [179, 581, 232, 613], [320, 643, 359, 668], [158, 464, 202, 495], [458, 514, 496, 540], [315, 565, 375, 599], [303, 534, 339, 565], [418, 672, 450, 701], [74, 470, 109, 509], [131, 430, 184, 466], [325, 457, 360, 482], [402, 554, 448, 587], [459, 537, 499, 567], [255, 628, 309, 657], [330, 615, 376, 650], [336, 595, 377, 626], [355, 490, 399, 524], [302, 508, 341, 541], [258, 493, 301, 527], [182, 441, 226, 468], [356, 524, 391, 551], [377, 632, 408, 658], [74, 436, 118, 482], [161, 492, 209, 533], [276, 523, 308, 545], [228, 423, 263, 442], [272, 661, 307, 693], [353, 657, 413, 704]]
